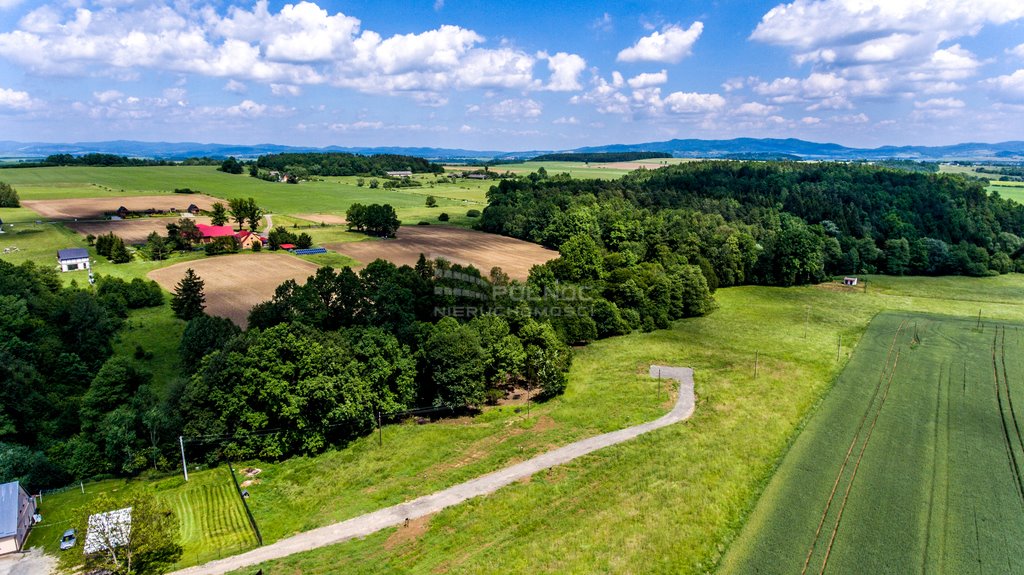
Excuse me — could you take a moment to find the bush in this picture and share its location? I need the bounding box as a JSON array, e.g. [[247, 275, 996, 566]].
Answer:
[[0, 182, 19, 208], [466, 209, 481, 218], [438, 213, 450, 222], [296, 232, 313, 249], [426, 196, 437, 208], [204, 236, 241, 256], [417, 221, 431, 226], [252, 240, 262, 252]]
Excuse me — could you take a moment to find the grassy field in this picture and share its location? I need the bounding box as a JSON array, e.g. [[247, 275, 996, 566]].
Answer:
[[29, 467, 256, 569], [720, 311, 1024, 574], [206, 274, 1024, 575]]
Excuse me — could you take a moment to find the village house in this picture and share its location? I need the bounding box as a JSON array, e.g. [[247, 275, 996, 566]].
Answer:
[[0, 481, 36, 555], [195, 223, 237, 244], [234, 230, 263, 250], [187, 203, 201, 215], [386, 170, 413, 177], [115, 206, 130, 218], [57, 247, 91, 272]]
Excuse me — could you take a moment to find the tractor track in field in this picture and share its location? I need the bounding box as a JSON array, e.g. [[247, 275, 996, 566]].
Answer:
[[991, 328, 1024, 504], [817, 346, 902, 575], [800, 321, 906, 575], [998, 327, 1024, 461]]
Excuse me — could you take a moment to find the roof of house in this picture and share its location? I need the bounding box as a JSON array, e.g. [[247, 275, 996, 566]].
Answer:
[[196, 224, 236, 238], [0, 481, 24, 539], [187, 203, 200, 210], [58, 248, 90, 261], [279, 243, 296, 249]]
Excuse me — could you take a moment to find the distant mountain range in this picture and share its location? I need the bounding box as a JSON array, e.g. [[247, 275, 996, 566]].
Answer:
[[1, 138, 1022, 162]]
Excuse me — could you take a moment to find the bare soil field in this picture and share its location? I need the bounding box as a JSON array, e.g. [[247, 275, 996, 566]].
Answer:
[[67, 216, 214, 243], [325, 226, 556, 280], [22, 194, 221, 220], [293, 213, 348, 225], [148, 253, 320, 327]]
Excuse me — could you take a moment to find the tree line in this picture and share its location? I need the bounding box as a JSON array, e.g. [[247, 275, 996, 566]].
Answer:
[[254, 152, 444, 178], [478, 161, 1024, 288], [529, 152, 672, 163]]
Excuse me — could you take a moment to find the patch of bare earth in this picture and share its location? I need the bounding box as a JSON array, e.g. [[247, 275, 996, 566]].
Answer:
[[22, 194, 221, 220], [147, 253, 320, 328], [293, 213, 348, 225], [383, 515, 432, 551], [325, 226, 557, 281], [67, 216, 213, 243]]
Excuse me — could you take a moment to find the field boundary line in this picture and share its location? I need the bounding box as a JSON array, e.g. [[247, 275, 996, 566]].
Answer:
[[168, 365, 696, 575], [800, 320, 905, 575], [227, 463, 263, 546]]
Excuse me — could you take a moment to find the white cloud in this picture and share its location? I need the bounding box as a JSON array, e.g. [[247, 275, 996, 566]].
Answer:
[[627, 70, 668, 89], [734, 101, 778, 115], [617, 22, 703, 64], [749, 0, 1024, 107], [914, 97, 965, 109], [540, 52, 586, 91], [0, 86, 36, 110], [801, 116, 821, 124], [830, 112, 869, 124], [270, 83, 302, 96], [591, 13, 613, 33], [553, 116, 579, 124], [663, 91, 725, 113], [433, 0, 444, 11], [467, 98, 542, 120], [224, 79, 247, 93], [93, 90, 123, 104], [984, 69, 1024, 101], [225, 99, 267, 118], [0, 0, 573, 104], [1010, 44, 1024, 59], [0, 0, 24, 10]]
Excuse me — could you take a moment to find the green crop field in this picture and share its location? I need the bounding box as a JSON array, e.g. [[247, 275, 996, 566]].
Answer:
[[720, 311, 1024, 574], [28, 467, 256, 570]]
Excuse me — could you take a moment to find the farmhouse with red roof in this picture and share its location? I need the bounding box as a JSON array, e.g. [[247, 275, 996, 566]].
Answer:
[[195, 224, 236, 244]]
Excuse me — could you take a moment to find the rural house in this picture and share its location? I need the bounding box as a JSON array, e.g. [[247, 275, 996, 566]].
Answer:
[[115, 206, 130, 218], [0, 481, 36, 555], [386, 170, 413, 177], [196, 224, 237, 244], [187, 203, 201, 215], [57, 248, 91, 272], [234, 230, 263, 250]]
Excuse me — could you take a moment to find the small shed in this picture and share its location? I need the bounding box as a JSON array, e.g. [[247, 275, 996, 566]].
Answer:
[[843, 277, 859, 286], [0, 481, 36, 555], [57, 248, 91, 272], [279, 243, 295, 251], [187, 204, 201, 215]]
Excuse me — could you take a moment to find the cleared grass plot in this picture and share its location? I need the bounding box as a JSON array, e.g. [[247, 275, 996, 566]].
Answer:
[[168, 473, 258, 566], [719, 312, 1024, 574]]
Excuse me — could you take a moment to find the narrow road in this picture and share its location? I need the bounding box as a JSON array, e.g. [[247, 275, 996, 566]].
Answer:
[[171, 366, 696, 575], [261, 213, 273, 236]]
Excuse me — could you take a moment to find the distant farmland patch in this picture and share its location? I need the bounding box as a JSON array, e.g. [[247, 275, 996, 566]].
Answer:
[[22, 194, 220, 220], [325, 226, 557, 280], [148, 253, 320, 327], [293, 213, 348, 225], [68, 216, 213, 243]]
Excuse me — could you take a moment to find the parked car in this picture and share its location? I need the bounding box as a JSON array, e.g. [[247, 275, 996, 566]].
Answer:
[[59, 528, 76, 550]]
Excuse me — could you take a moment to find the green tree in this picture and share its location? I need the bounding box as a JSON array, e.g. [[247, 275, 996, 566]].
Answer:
[[170, 269, 205, 320], [145, 232, 169, 261], [425, 317, 486, 408], [519, 320, 571, 398], [885, 238, 911, 275], [296, 232, 313, 249], [0, 182, 19, 207], [438, 212, 449, 222], [219, 156, 243, 174], [227, 198, 247, 230], [179, 315, 240, 372], [209, 202, 229, 226], [552, 234, 604, 282], [62, 494, 182, 575], [425, 195, 437, 208], [109, 237, 131, 264]]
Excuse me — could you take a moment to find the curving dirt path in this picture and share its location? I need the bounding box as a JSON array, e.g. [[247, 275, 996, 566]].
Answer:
[[170, 366, 696, 575]]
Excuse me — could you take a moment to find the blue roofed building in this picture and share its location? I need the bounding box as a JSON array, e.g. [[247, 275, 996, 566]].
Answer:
[[57, 248, 91, 272], [0, 481, 36, 555]]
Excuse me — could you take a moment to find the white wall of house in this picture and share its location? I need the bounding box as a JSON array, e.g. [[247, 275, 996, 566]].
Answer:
[[0, 536, 17, 555], [60, 258, 91, 272]]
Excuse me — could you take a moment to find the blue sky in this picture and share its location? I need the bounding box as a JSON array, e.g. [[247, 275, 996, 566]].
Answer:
[[0, 0, 1022, 149]]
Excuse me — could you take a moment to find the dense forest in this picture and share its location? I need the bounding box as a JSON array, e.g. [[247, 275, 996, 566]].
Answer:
[[530, 152, 672, 163], [254, 152, 444, 178], [479, 161, 1024, 287]]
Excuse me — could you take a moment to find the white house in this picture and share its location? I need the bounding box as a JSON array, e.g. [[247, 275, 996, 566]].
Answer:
[[0, 481, 36, 555], [57, 248, 91, 272], [386, 170, 413, 177]]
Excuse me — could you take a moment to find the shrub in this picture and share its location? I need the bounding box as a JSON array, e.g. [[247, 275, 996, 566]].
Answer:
[[438, 213, 450, 222], [466, 209, 481, 218], [417, 221, 431, 226]]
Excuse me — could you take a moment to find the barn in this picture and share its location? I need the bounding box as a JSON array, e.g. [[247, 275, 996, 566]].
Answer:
[[0, 481, 36, 555], [196, 224, 237, 244], [57, 248, 91, 272]]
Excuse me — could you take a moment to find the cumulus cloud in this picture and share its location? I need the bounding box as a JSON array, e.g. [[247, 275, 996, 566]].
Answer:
[[572, 72, 723, 118], [627, 70, 668, 89], [467, 98, 543, 120], [0, 0, 23, 9], [540, 52, 586, 91], [617, 22, 703, 64], [984, 69, 1024, 101], [734, 101, 778, 115], [270, 83, 302, 96], [1010, 44, 1024, 59], [749, 0, 1024, 108], [224, 79, 247, 93], [0, 86, 37, 110], [553, 116, 579, 124], [662, 91, 725, 113], [0, 0, 585, 104]]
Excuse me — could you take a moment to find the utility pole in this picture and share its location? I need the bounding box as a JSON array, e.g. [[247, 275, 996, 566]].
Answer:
[[179, 436, 189, 482]]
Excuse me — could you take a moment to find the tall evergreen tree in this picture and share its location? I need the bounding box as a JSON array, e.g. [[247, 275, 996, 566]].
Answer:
[[170, 269, 206, 320], [209, 202, 229, 226]]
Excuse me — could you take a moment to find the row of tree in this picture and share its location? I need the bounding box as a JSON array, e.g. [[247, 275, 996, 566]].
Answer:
[[345, 203, 401, 237], [255, 152, 444, 177]]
